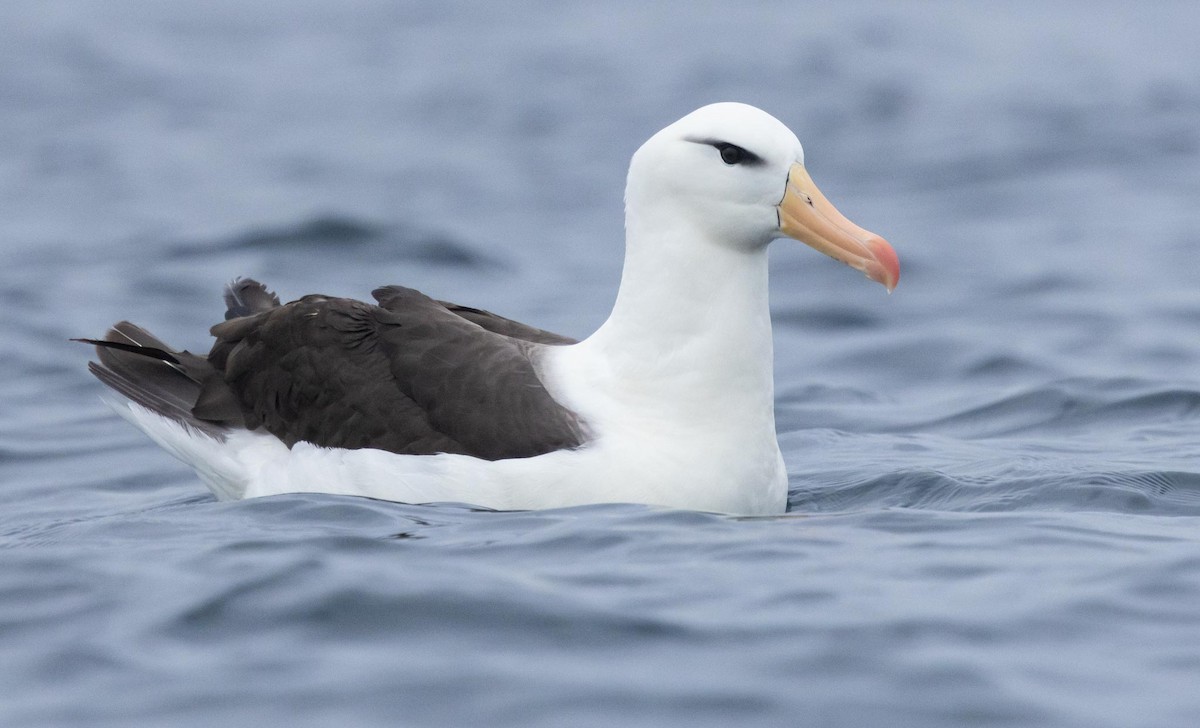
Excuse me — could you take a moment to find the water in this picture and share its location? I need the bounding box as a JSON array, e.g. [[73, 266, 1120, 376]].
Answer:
[[4, 2, 1200, 725]]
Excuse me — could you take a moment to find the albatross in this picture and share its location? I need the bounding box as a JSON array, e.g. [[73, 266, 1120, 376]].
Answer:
[[80, 102, 899, 516]]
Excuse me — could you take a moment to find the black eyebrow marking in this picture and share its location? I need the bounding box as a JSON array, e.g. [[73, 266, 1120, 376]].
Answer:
[[684, 137, 766, 166]]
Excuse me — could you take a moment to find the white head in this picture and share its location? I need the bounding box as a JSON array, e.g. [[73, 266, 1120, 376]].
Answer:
[[626, 102, 898, 290]]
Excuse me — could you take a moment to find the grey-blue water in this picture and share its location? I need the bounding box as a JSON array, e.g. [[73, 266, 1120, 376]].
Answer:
[[4, 2, 1200, 726]]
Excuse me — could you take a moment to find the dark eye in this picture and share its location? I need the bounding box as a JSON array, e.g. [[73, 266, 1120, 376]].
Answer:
[[718, 143, 745, 165], [712, 142, 760, 166]]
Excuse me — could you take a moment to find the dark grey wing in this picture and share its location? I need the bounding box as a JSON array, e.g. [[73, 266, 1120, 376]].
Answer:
[[223, 277, 282, 319], [372, 286, 584, 459], [207, 285, 584, 459], [77, 322, 244, 439], [209, 294, 465, 454], [434, 300, 577, 345]]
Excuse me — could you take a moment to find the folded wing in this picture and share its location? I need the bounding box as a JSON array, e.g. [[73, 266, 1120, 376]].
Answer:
[[84, 279, 586, 460]]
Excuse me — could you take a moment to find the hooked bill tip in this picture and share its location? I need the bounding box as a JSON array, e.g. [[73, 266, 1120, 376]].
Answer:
[[864, 236, 900, 292]]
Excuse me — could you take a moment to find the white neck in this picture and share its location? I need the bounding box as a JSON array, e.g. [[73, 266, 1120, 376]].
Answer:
[[531, 179, 787, 515], [569, 199, 776, 422]]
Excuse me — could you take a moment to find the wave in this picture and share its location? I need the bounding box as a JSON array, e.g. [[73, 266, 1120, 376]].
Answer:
[[904, 378, 1200, 438], [789, 467, 1200, 516], [781, 376, 1200, 515], [779, 376, 1200, 438], [165, 215, 496, 269]]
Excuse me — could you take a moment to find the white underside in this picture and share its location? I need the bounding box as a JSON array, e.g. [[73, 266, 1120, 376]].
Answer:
[[104, 232, 792, 515], [104, 230, 792, 515], [110, 386, 787, 516]]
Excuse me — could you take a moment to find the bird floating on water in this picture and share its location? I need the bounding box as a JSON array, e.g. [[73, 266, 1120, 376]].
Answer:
[[80, 102, 899, 516]]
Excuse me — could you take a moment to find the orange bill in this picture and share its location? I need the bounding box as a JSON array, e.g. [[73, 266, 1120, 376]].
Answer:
[[777, 163, 899, 292]]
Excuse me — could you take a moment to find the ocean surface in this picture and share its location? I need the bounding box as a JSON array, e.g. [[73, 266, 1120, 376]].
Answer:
[[4, 2, 1200, 726]]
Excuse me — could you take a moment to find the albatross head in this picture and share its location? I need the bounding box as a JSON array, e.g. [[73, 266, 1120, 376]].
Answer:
[[626, 102, 899, 291]]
